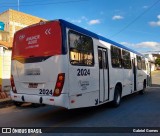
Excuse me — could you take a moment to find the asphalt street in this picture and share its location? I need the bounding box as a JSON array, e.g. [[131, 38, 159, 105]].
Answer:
[[0, 71, 160, 136]]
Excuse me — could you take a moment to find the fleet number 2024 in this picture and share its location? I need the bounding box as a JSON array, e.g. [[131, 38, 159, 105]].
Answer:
[[77, 69, 90, 76]]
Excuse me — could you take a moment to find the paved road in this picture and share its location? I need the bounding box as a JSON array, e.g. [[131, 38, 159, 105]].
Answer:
[[0, 71, 160, 136], [0, 88, 160, 136]]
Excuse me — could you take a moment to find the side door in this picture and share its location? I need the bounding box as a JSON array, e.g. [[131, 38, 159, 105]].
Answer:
[[132, 58, 137, 91], [98, 47, 109, 103]]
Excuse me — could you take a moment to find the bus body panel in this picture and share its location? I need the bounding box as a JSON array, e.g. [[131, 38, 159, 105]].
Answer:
[[12, 56, 69, 95], [68, 35, 100, 108], [10, 91, 70, 108]]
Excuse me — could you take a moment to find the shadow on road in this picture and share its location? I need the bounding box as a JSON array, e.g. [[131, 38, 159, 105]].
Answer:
[[12, 90, 150, 127]]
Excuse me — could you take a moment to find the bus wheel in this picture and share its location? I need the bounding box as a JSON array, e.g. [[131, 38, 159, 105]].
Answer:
[[139, 80, 146, 95], [112, 85, 121, 107], [13, 101, 23, 107]]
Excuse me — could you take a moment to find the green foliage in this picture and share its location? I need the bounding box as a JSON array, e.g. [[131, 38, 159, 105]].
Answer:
[[155, 58, 160, 65]]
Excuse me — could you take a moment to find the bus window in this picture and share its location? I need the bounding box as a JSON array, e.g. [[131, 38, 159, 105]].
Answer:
[[98, 50, 103, 69], [69, 30, 94, 66], [111, 45, 122, 68], [137, 56, 142, 70], [122, 50, 132, 69], [142, 59, 146, 70]]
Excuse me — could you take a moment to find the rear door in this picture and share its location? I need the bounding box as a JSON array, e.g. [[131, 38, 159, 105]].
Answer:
[[132, 58, 137, 91]]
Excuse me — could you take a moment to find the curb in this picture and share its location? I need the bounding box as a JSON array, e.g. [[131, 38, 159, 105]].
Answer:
[[0, 97, 13, 108]]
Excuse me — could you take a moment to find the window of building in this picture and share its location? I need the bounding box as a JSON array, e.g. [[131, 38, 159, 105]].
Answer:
[[122, 50, 132, 69], [137, 56, 142, 70], [111, 45, 122, 68], [69, 30, 94, 66]]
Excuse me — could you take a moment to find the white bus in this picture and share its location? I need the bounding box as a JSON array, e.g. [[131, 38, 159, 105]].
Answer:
[[10, 19, 149, 109]]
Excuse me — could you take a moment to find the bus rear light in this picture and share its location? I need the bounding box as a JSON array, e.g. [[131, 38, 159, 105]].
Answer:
[[58, 75, 64, 81], [10, 75, 17, 93], [56, 82, 62, 88], [53, 73, 65, 96]]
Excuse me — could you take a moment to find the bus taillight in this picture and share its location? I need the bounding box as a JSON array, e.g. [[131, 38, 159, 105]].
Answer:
[[53, 73, 65, 96], [10, 75, 17, 93]]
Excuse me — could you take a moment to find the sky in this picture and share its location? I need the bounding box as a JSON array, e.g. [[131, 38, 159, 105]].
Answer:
[[0, 0, 160, 53]]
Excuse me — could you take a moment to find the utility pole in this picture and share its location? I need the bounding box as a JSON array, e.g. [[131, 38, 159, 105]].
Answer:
[[18, 0, 19, 11]]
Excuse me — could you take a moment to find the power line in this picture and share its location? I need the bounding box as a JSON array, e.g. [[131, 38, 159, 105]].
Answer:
[[0, 0, 88, 7], [0, 0, 84, 5], [110, 0, 160, 38]]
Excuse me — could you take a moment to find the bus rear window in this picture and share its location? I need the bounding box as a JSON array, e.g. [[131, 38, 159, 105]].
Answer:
[[12, 21, 62, 59]]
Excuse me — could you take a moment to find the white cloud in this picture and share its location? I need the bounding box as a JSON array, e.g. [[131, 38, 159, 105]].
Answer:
[[121, 41, 160, 51], [136, 42, 160, 48], [149, 21, 160, 27], [149, 15, 160, 27], [143, 6, 148, 9], [88, 19, 101, 25], [112, 15, 124, 20]]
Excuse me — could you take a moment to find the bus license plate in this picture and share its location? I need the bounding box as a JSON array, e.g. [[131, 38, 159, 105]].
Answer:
[[28, 83, 38, 88]]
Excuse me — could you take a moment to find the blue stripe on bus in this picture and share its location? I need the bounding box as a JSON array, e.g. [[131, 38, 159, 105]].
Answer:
[[59, 19, 143, 57]]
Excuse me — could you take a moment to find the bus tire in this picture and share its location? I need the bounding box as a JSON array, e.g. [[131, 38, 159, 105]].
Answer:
[[139, 80, 146, 95], [112, 85, 121, 107], [13, 101, 23, 107], [31, 103, 45, 108]]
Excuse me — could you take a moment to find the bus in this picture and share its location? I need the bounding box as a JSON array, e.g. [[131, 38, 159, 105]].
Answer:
[[10, 19, 149, 109]]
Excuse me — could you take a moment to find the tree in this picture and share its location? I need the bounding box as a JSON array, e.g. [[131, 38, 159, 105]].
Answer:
[[155, 58, 160, 66]]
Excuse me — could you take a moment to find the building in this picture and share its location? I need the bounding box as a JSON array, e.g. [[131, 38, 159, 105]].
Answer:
[[0, 9, 46, 93], [144, 51, 160, 71]]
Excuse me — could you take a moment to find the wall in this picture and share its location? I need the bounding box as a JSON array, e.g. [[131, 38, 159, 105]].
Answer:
[[0, 47, 3, 91], [0, 10, 10, 32], [151, 63, 156, 71], [0, 47, 11, 92], [9, 9, 46, 44], [2, 49, 11, 91]]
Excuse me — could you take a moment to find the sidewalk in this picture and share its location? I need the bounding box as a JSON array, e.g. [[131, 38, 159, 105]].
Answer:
[[151, 70, 160, 87], [0, 96, 13, 108], [0, 89, 13, 108]]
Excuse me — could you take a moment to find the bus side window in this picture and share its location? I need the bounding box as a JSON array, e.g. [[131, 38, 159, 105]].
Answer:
[[136, 56, 142, 70], [111, 45, 122, 68], [142, 59, 146, 70], [68, 30, 94, 66], [122, 50, 132, 69], [98, 50, 103, 69]]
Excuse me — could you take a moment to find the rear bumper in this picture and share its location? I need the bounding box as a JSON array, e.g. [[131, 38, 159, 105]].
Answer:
[[10, 90, 69, 109]]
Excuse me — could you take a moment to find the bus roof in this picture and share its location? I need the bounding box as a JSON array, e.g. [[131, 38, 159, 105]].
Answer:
[[59, 19, 144, 57]]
